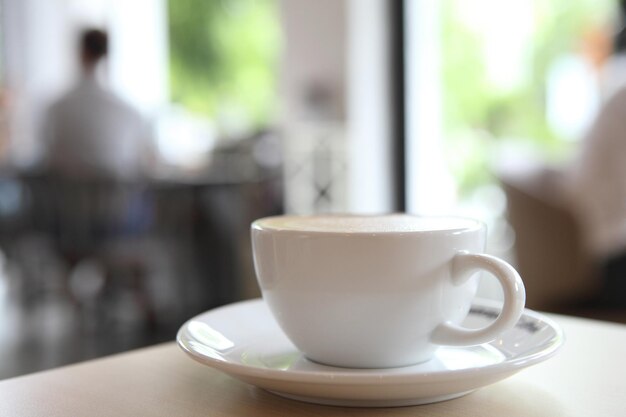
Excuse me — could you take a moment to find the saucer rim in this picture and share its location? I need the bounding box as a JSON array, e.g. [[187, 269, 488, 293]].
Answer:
[[177, 298, 564, 386]]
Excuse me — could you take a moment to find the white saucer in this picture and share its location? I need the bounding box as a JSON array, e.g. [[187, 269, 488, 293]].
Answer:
[[177, 298, 563, 407]]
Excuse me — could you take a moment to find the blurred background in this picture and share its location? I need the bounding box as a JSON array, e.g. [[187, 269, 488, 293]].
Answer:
[[0, 0, 624, 379]]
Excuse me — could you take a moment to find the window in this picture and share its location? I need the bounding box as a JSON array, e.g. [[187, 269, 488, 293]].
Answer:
[[407, 0, 617, 253]]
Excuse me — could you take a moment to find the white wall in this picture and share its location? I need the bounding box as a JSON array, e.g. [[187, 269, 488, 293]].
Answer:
[[278, 0, 348, 214], [2, 0, 74, 166], [278, 0, 347, 122], [278, 0, 394, 214], [108, 0, 169, 116], [346, 0, 394, 214]]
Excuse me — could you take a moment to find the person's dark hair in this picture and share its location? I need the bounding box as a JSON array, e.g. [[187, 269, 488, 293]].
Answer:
[[81, 29, 108, 62]]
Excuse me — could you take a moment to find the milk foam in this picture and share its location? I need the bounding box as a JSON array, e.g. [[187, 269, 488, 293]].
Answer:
[[255, 214, 479, 233]]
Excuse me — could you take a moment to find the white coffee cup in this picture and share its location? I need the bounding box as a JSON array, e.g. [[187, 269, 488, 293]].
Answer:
[[251, 214, 526, 369]]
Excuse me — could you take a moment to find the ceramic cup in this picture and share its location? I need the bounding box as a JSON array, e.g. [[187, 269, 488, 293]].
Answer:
[[251, 214, 526, 369]]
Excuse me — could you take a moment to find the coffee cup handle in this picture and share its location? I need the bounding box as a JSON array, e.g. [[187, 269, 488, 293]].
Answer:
[[431, 251, 526, 346]]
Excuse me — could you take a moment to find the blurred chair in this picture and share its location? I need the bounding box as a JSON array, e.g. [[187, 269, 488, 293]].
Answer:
[[18, 173, 179, 329], [497, 164, 601, 311]]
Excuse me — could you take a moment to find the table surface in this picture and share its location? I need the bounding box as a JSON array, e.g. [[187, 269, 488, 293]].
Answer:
[[0, 313, 624, 417]]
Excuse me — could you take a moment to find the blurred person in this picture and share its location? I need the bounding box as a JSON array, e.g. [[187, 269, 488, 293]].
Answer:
[[560, 7, 626, 308], [565, 84, 626, 308], [601, 0, 626, 99], [40, 29, 151, 179], [35, 29, 156, 299]]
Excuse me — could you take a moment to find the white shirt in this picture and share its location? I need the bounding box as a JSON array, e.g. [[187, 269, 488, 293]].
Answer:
[[566, 86, 626, 258], [42, 75, 150, 180]]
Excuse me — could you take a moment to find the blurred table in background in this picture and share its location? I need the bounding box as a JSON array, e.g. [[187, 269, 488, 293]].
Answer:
[[0, 164, 282, 379]]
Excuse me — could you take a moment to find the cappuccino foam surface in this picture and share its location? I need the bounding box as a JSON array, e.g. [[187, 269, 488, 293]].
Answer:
[[254, 214, 480, 233]]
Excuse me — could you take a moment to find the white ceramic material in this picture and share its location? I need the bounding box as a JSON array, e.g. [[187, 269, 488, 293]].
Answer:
[[251, 214, 526, 368], [177, 299, 563, 407]]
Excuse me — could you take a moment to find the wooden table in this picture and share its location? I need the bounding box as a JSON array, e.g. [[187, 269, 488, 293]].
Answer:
[[0, 314, 623, 416]]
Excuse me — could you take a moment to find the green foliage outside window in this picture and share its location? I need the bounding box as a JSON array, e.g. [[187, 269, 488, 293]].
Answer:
[[441, 0, 616, 196], [168, 0, 279, 133]]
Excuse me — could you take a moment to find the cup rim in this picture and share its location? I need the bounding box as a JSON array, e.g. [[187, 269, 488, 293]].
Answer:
[[251, 213, 484, 235]]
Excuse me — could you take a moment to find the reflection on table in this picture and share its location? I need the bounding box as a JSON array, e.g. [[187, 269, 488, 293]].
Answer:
[[0, 312, 623, 416]]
